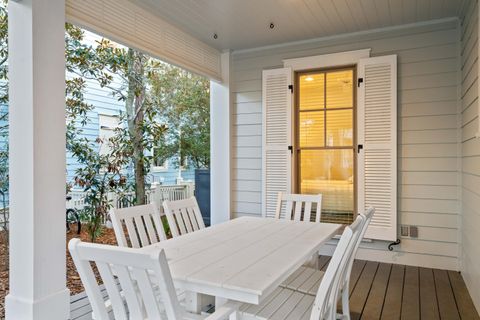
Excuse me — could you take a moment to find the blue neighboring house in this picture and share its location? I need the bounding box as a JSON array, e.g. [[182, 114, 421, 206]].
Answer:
[[65, 31, 195, 188], [65, 77, 195, 187]]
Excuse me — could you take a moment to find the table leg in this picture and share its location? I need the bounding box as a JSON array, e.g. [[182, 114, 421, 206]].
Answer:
[[185, 291, 215, 314], [215, 296, 228, 308], [215, 298, 239, 320]]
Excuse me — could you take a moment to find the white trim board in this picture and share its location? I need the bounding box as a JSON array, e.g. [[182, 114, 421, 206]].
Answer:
[[283, 49, 371, 71], [318, 242, 459, 271]]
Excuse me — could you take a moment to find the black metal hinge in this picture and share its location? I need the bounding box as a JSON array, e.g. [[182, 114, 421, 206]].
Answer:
[[357, 144, 363, 153], [288, 84, 293, 93], [357, 78, 364, 87], [288, 145, 293, 154]]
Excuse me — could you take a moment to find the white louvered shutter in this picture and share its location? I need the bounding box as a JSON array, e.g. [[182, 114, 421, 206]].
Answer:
[[262, 68, 293, 218], [357, 55, 397, 241]]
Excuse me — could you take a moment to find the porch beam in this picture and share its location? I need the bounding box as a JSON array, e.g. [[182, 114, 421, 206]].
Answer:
[[5, 0, 69, 319], [210, 51, 232, 224]]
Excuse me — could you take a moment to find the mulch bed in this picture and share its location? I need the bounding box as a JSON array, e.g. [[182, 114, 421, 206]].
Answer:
[[0, 226, 118, 319]]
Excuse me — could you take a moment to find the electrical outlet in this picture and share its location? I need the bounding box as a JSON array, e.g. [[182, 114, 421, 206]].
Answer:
[[400, 225, 409, 237], [409, 226, 418, 238]]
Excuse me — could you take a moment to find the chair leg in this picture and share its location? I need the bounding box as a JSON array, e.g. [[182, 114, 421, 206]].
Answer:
[[341, 283, 351, 320], [229, 310, 239, 320]]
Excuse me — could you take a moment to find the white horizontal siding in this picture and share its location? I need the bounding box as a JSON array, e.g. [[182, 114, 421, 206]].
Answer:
[[460, 0, 480, 311], [231, 20, 461, 270]]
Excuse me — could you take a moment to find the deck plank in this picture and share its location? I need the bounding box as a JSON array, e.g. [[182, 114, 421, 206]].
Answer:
[[362, 263, 391, 319], [349, 260, 367, 296], [419, 267, 440, 320], [448, 271, 480, 320], [69, 259, 480, 320], [381, 264, 405, 320], [349, 261, 379, 320], [317, 255, 330, 270], [433, 269, 460, 320], [401, 266, 420, 320]]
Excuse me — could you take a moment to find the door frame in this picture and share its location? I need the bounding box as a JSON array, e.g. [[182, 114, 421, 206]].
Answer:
[[293, 66, 358, 221], [284, 49, 370, 223]]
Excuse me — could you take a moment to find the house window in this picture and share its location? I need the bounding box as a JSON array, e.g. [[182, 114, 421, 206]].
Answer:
[[152, 146, 168, 171], [98, 114, 120, 155], [295, 67, 355, 224]]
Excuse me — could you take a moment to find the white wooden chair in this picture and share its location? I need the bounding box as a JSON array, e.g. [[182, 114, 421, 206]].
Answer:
[[163, 197, 206, 237], [69, 238, 239, 320], [275, 192, 323, 222], [110, 203, 166, 248], [275, 192, 323, 267], [280, 207, 375, 320], [238, 216, 363, 320]]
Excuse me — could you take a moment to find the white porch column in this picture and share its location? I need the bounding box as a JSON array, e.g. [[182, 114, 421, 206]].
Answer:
[[6, 0, 69, 319], [210, 51, 232, 224]]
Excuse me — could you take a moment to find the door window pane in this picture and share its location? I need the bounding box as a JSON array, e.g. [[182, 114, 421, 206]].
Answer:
[[326, 109, 353, 147], [299, 73, 324, 110], [326, 70, 353, 109], [299, 149, 354, 224], [299, 111, 324, 148]]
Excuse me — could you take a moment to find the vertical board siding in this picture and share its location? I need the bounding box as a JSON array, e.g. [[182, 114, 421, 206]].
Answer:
[[461, 0, 480, 312], [231, 21, 460, 269]]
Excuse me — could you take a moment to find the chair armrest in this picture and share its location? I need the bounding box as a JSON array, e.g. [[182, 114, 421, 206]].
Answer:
[[204, 301, 241, 320]]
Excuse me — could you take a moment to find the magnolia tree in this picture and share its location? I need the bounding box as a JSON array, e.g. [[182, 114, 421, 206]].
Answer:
[[149, 64, 210, 169], [65, 39, 211, 241], [0, 4, 210, 242], [65, 24, 131, 241]]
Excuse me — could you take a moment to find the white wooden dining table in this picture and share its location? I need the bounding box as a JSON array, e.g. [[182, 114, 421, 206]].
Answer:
[[140, 216, 341, 311]]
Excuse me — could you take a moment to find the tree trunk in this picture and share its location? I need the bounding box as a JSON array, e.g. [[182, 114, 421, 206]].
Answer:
[[125, 49, 147, 205]]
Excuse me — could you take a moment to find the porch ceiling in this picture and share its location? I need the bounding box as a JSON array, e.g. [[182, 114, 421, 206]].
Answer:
[[131, 0, 465, 51]]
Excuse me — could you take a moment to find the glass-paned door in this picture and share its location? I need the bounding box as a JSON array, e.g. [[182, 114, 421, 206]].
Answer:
[[296, 68, 355, 224]]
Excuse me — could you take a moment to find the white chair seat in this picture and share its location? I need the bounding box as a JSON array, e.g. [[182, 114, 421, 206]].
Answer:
[[281, 266, 325, 296], [239, 287, 315, 320]]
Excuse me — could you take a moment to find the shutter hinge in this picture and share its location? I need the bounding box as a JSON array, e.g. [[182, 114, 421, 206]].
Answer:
[[288, 145, 293, 154], [357, 78, 364, 87], [288, 84, 294, 93], [357, 144, 363, 153]]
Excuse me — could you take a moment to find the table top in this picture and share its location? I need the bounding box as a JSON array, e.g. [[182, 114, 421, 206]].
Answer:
[[141, 216, 341, 304]]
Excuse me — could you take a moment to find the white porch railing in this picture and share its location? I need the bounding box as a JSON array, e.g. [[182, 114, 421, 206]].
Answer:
[[66, 182, 195, 214]]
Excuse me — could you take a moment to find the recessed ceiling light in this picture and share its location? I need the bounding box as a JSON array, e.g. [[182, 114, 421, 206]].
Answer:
[[305, 76, 314, 81]]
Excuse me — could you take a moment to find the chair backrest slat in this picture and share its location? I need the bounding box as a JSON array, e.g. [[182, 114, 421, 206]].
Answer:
[[163, 197, 205, 237], [304, 202, 312, 222], [110, 203, 166, 248], [95, 261, 128, 320], [193, 205, 206, 229], [68, 239, 183, 320], [134, 216, 150, 247], [342, 207, 375, 288], [275, 192, 323, 222], [181, 207, 193, 233], [131, 268, 162, 319]]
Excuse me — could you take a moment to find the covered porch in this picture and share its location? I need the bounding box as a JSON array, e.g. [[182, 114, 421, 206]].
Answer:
[[5, 0, 480, 319]]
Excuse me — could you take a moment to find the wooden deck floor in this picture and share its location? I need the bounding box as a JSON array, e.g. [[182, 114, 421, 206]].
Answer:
[[70, 257, 480, 320]]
